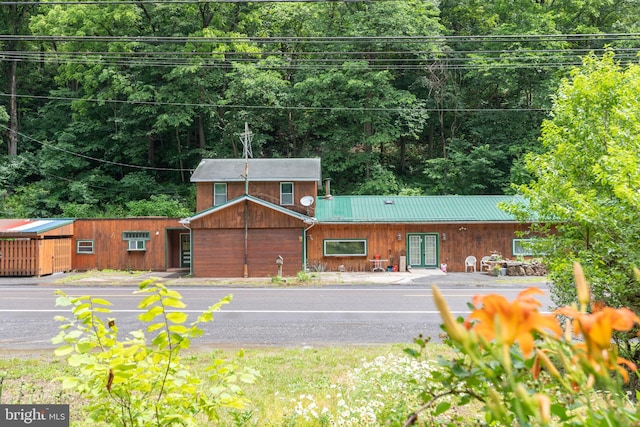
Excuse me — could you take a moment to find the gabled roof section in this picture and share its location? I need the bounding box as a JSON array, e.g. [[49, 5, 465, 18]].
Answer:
[[181, 194, 317, 224], [190, 158, 322, 184], [315, 195, 524, 223], [0, 219, 74, 236]]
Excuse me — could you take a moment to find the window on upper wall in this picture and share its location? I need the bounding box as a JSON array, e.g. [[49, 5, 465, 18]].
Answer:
[[213, 183, 227, 206], [280, 182, 294, 205], [512, 238, 535, 256], [76, 240, 94, 254], [123, 231, 151, 251], [323, 239, 368, 256]]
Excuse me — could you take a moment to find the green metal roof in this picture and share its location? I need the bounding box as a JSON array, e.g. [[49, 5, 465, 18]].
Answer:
[[315, 195, 523, 223]]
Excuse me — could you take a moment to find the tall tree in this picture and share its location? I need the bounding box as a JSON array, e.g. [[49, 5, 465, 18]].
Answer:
[[510, 53, 640, 314], [0, 0, 40, 156]]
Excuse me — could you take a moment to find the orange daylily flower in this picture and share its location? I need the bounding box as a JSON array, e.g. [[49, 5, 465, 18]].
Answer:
[[556, 304, 639, 354], [535, 393, 551, 424], [532, 349, 561, 381], [555, 303, 640, 381], [467, 287, 562, 358]]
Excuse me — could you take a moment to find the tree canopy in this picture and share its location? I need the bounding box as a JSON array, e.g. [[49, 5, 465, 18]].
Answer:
[[1, 0, 640, 217], [510, 52, 640, 312]]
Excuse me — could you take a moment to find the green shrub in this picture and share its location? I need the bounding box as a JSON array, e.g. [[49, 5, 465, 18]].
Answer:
[[52, 280, 258, 426]]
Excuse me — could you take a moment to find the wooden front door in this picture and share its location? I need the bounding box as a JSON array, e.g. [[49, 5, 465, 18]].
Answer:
[[407, 233, 438, 268]]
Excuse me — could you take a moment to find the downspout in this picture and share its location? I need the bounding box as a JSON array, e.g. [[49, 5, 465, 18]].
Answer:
[[302, 220, 317, 273]]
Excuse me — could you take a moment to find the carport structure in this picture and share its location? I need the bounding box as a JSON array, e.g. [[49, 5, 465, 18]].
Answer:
[[0, 219, 74, 277]]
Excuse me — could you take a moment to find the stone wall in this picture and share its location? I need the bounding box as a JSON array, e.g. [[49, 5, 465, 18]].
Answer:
[[505, 262, 546, 276]]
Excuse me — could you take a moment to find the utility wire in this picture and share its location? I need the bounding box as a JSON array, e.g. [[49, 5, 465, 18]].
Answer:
[[2, 45, 638, 71], [0, 123, 190, 172], [0, 93, 550, 112], [0, 0, 385, 4], [1, 32, 636, 71], [4, 46, 636, 57], [2, 33, 640, 43]]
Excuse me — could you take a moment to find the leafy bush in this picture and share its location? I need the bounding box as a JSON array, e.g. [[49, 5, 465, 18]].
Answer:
[[411, 262, 640, 426], [125, 194, 192, 217], [52, 280, 257, 426]]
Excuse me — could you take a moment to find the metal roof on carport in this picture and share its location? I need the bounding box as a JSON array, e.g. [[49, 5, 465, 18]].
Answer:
[[0, 219, 74, 237]]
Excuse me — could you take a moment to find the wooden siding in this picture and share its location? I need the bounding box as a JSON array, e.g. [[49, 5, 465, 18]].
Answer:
[[192, 228, 302, 277], [196, 181, 318, 216], [191, 199, 307, 230], [38, 238, 72, 276], [72, 218, 182, 272], [0, 239, 38, 276], [39, 223, 75, 238], [0, 238, 71, 277], [306, 222, 531, 273]]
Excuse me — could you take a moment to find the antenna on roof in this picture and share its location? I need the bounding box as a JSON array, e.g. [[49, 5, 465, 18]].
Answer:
[[240, 122, 253, 160], [239, 122, 253, 195]]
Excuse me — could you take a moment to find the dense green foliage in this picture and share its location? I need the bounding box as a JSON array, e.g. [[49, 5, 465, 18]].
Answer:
[[53, 280, 257, 426], [512, 53, 640, 308], [1, 0, 640, 217], [508, 53, 640, 371]]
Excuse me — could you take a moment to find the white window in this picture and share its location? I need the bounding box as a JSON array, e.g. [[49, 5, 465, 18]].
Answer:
[[280, 182, 294, 205], [123, 231, 150, 251], [213, 183, 227, 206], [324, 239, 367, 257], [512, 238, 534, 256], [76, 240, 94, 254]]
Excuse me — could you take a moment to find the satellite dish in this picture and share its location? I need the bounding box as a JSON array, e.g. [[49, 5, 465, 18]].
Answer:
[[300, 196, 315, 207]]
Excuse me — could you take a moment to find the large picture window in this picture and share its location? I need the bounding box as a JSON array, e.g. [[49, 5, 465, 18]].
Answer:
[[123, 231, 151, 251], [323, 239, 367, 256]]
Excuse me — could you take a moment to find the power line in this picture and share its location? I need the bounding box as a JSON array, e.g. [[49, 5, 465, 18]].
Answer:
[[2, 44, 639, 72], [2, 32, 640, 43], [0, 123, 190, 172], [1, 32, 636, 72], [4, 46, 639, 59], [0, 0, 382, 4], [0, 93, 550, 112]]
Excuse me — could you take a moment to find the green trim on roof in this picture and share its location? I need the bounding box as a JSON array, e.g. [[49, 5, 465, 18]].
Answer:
[[315, 195, 523, 223]]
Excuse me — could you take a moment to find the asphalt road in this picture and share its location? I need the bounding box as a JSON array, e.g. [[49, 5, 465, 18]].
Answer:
[[0, 280, 553, 351]]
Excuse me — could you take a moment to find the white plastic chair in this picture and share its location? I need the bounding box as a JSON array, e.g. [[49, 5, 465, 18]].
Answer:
[[465, 256, 477, 272], [480, 256, 491, 272]]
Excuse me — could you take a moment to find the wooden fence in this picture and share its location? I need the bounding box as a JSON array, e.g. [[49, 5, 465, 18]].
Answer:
[[0, 238, 72, 277]]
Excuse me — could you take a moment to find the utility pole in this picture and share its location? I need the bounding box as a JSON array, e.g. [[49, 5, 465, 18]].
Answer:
[[240, 123, 253, 278], [241, 122, 253, 161]]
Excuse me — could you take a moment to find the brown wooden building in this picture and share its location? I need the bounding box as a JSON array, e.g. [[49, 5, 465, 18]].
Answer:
[[182, 158, 322, 277], [182, 158, 537, 277], [307, 196, 533, 273], [0, 219, 74, 277], [72, 218, 187, 272], [183, 195, 314, 277], [1, 217, 188, 277], [0, 158, 538, 278]]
